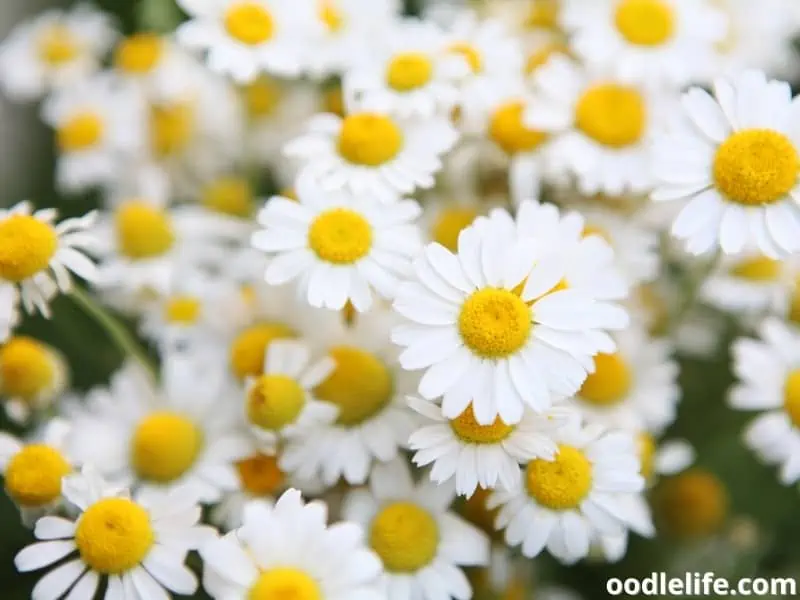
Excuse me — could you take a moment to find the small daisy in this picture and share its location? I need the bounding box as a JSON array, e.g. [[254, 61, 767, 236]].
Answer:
[[560, 0, 726, 88], [342, 458, 490, 600], [251, 172, 423, 312], [15, 466, 212, 600], [654, 467, 729, 539], [201, 488, 385, 599], [651, 70, 800, 257], [198, 174, 259, 219], [729, 317, 800, 484], [284, 100, 458, 204], [407, 396, 574, 497], [488, 421, 648, 564], [0, 3, 117, 101]]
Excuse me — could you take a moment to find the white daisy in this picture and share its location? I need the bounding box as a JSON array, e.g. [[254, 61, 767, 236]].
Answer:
[[0, 3, 117, 101], [14, 466, 212, 600], [651, 70, 800, 257], [342, 458, 490, 600], [201, 488, 385, 599], [488, 421, 648, 564], [251, 172, 423, 312]]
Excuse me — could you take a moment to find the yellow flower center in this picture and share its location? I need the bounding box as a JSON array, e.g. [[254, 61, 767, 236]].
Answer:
[[249, 568, 322, 600], [247, 374, 306, 430], [243, 77, 282, 119], [712, 129, 800, 206], [164, 296, 201, 324], [307, 208, 373, 264], [225, 2, 275, 45], [150, 102, 195, 157], [75, 498, 154, 574], [114, 33, 164, 74], [524, 42, 569, 75], [525, 0, 560, 30], [57, 112, 104, 152], [450, 404, 514, 444], [614, 0, 675, 46], [236, 453, 285, 496], [0, 336, 55, 399], [386, 52, 434, 92], [115, 201, 175, 260], [431, 207, 478, 252], [575, 83, 646, 148], [4, 445, 70, 506], [202, 177, 255, 218], [579, 352, 632, 406], [783, 370, 800, 429], [370, 502, 439, 573], [525, 445, 593, 510], [729, 256, 782, 282], [656, 469, 728, 538], [0, 216, 57, 283], [318, 0, 344, 32], [489, 101, 548, 155], [37, 25, 79, 65], [448, 42, 483, 73], [314, 346, 393, 426], [337, 113, 403, 166], [131, 412, 203, 483], [229, 323, 296, 380], [458, 288, 532, 359], [637, 432, 656, 481]]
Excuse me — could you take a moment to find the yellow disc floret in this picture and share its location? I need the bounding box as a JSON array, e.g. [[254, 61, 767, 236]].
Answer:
[[75, 498, 154, 574], [115, 201, 175, 260], [202, 177, 255, 218], [131, 412, 203, 483], [713, 129, 799, 206], [229, 323, 296, 380], [57, 112, 104, 152], [243, 77, 282, 119], [0, 336, 55, 399], [656, 469, 728, 538], [370, 502, 439, 573], [308, 208, 373, 264], [525, 0, 560, 31], [579, 352, 632, 406], [525, 445, 593, 510], [318, 0, 344, 32], [614, 0, 675, 46], [236, 453, 285, 496], [729, 255, 782, 281], [247, 374, 306, 430], [448, 42, 482, 73], [164, 296, 201, 324], [37, 25, 79, 65], [4, 445, 70, 506], [225, 2, 275, 45], [386, 52, 434, 92], [0, 215, 58, 283], [458, 288, 532, 359], [450, 404, 514, 444], [249, 568, 322, 600], [150, 102, 194, 157], [114, 33, 164, 74], [783, 369, 800, 429], [431, 207, 478, 252], [576, 83, 646, 148], [337, 113, 403, 166], [490, 101, 547, 155]]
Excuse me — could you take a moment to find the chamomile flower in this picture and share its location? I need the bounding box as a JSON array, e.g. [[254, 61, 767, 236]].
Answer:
[[285, 102, 458, 204], [0, 4, 117, 101], [729, 318, 800, 484], [342, 458, 490, 600], [652, 71, 800, 257], [15, 466, 211, 600], [407, 396, 573, 497], [488, 422, 648, 564], [560, 0, 726, 88], [419, 193, 493, 253], [251, 173, 422, 312], [201, 488, 385, 599], [654, 468, 729, 539]]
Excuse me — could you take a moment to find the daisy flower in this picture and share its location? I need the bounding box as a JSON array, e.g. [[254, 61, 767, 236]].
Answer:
[[488, 421, 648, 564], [729, 317, 800, 484], [251, 172, 423, 312], [66, 357, 251, 504], [284, 99, 458, 204], [14, 466, 212, 600], [201, 488, 384, 599], [651, 70, 800, 257], [560, 0, 726, 88], [342, 458, 490, 600], [0, 202, 98, 341], [198, 174, 259, 220], [653, 468, 730, 540], [407, 396, 574, 497], [0, 3, 117, 101]]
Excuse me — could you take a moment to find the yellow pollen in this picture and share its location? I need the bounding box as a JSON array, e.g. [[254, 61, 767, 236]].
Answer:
[[75, 498, 154, 574], [0, 216, 57, 283], [525, 0, 560, 30], [614, 0, 675, 46], [489, 101, 547, 155], [656, 469, 728, 538], [4, 445, 70, 506], [150, 102, 194, 157], [236, 453, 285, 496], [243, 77, 282, 119], [783, 370, 800, 429], [579, 352, 632, 406], [202, 177, 255, 218], [448, 42, 483, 73], [225, 2, 275, 45], [431, 207, 478, 252], [370, 502, 439, 573], [712, 129, 799, 206], [337, 113, 403, 166], [247, 374, 306, 430], [314, 346, 393, 426], [164, 296, 201, 324], [525, 445, 592, 510], [0, 336, 55, 399], [729, 255, 782, 282], [115, 201, 175, 260], [637, 432, 656, 481], [37, 25, 79, 65], [249, 568, 322, 600], [386, 52, 434, 92], [57, 112, 104, 152], [308, 208, 373, 264], [458, 288, 532, 359], [114, 33, 164, 74], [131, 412, 203, 483], [318, 0, 344, 32], [524, 42, 568, 75], [575, 83, 646, 148], [322, 84, 345, 117], [229, 323, 296, 380], [450, 404, 514, 444]]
